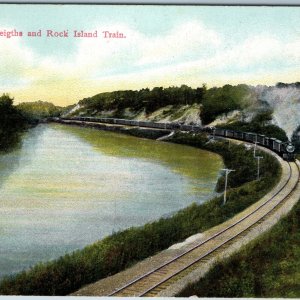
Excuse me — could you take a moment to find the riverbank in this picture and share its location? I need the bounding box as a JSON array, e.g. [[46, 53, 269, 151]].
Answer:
[[0, 124, 221, 279], [54, 118, 170, 140], [179, 161, 300, 298], [0, 128, 281, 295], [72, 144, 293, 297]]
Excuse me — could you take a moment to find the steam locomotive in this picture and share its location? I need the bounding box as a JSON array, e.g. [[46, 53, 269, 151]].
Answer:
[[58, 117, 296, 161]]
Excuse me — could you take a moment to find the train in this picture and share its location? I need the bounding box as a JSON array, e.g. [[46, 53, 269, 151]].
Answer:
[[57, 116, 296, 161], [207, 127, 296, 161], [58, 116, 202, 132]]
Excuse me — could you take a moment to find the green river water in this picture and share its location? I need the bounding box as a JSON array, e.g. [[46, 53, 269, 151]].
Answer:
[[0, 123, 222, 278]]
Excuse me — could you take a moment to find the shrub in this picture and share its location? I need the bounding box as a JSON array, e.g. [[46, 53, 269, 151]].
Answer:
[[0, 133, 281, 295]]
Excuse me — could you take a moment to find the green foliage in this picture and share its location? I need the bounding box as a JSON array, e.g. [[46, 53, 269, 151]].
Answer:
[[276, 82, 300, 88], [0, 94, 27, 151], [17, 101, 62, 123], [171, 132, 280, 191], [251, 109, 273, 125], [122, 127, 169, 139], [179, 195, 300, 298], [77, 84, 206, 116], [0, 133, 281, 296], [200, 84, 251, 124]]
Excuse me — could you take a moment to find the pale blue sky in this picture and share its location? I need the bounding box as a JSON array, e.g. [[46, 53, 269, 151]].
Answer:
[[0, 5, 299, 105]]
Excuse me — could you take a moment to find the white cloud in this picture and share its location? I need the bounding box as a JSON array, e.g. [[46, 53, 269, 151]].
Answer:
[[0, 28, 37, 90], [214, 35, 282, 68], [1, 21, 300, 104], [38, 20, 221, 78], [212, 34, 300, 71], [136, 21, 221, 65], [284, 38, 300, 61]]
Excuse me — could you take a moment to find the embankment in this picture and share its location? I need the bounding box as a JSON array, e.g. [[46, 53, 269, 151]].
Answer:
[[179, 161, 300, 298], [0, 130, 281, 295]]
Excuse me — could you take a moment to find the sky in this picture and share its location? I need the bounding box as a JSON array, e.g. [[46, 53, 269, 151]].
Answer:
[[0, 5, 300, 106]]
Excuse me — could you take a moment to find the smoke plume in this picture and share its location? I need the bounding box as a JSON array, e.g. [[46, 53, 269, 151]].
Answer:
[[254, 85, 300, 139]]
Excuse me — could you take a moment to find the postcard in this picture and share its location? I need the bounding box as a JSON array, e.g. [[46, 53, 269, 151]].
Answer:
[[0, 2, 299, 298]]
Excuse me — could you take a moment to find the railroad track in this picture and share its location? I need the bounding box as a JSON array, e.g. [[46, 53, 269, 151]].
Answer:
[[109, 159, 300, 297]]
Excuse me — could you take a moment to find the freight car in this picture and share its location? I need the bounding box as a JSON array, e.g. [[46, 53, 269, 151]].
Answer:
[[208, 126, 295, 161]]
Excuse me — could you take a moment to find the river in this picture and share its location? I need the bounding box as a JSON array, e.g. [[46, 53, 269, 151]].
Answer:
[[0, 123, 222, 278]]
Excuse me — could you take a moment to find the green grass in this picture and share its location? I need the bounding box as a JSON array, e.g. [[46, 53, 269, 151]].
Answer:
[[178, 195, 300, 298], [121, 127, 169, 139], [0, 132, 281, 295]]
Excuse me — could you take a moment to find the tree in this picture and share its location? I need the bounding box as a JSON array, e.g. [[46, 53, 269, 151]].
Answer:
[[252, 109, 273, 126], [0, 94, 27, 151], [200, 85, 251, 125], [0, 93, 13, 107]]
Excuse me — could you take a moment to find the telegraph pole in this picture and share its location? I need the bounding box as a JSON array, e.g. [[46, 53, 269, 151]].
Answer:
[[253, 142, 258, 157], [212, 127, 216, 140], [255, 156, 263, 180], [221, 168, 235, 205], [112, 198, 117, 234]]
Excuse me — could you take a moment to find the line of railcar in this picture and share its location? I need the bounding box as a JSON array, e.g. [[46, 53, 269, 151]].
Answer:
[[209, 127, 295, 161], [60, 116, 203, 132], [58, 117, 295, 161]]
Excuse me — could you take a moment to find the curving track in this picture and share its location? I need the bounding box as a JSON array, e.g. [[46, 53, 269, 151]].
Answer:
[[108, 157, 300, 297], [62, 119, 300, 297]]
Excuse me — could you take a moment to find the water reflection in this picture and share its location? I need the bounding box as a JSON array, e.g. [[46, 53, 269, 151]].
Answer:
[[0, 127, 43, 189], [0, 124, 222, 278], [56, 124, 222, 182]]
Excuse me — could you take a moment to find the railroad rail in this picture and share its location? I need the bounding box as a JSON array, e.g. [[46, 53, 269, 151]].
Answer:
[[108, 159, 300, 297], [58, 117, 299, 296]]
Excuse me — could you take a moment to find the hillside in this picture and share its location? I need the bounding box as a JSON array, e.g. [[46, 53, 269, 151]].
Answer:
[[63, 84, 252, 124], [63, 83, 300, 144]]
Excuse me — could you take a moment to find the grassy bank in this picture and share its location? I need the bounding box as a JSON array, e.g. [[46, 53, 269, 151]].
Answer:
[[121, 127, 170, 139], [178, 193, 300, 298], [0, 132, 281, 295], [171, 133, 280, 191]]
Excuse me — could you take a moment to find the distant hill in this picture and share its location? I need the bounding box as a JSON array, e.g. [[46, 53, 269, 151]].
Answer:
[[17, 101, 62, 122]]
